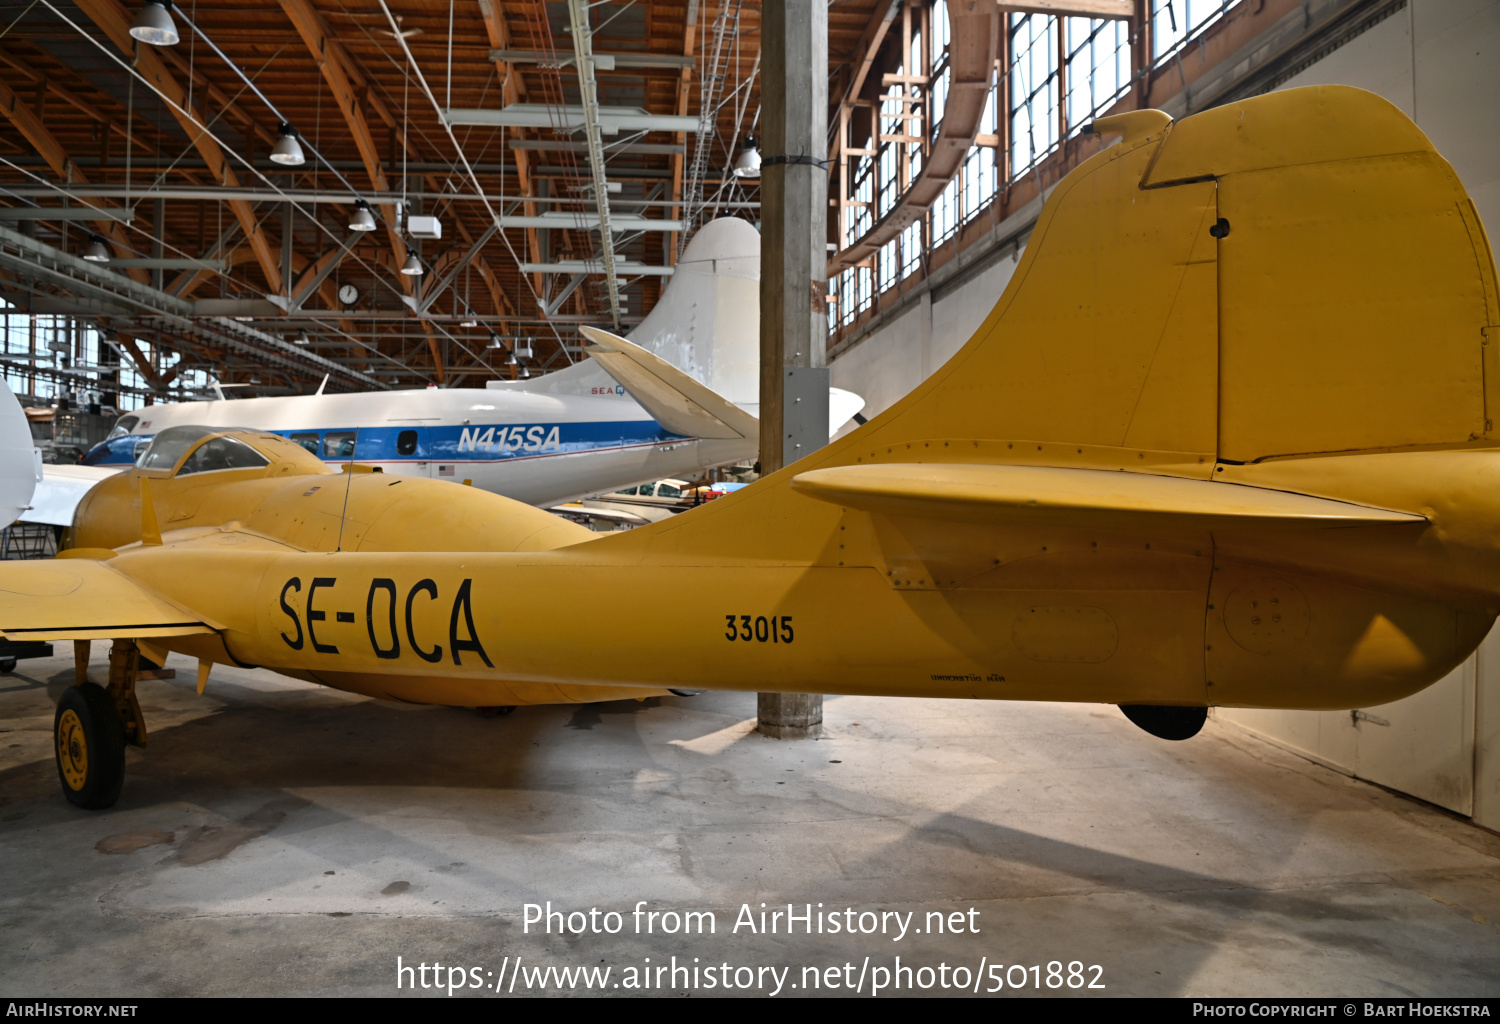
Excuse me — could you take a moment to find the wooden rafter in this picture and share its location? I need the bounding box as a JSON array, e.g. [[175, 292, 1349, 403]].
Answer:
[[73, 0, 286, 296], [996, 0, 1132, 18], [0, 76, 151, 287], [478, 0, 545, 293], [279, 0, 445, 380]]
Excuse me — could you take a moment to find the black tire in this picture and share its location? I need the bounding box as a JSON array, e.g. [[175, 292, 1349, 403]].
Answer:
[[54, 683, 126, 809], [0, 658, 16, 674]]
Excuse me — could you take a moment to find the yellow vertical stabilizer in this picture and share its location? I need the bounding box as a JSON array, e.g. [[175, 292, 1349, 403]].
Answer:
[[582, 86, 1497, 562]]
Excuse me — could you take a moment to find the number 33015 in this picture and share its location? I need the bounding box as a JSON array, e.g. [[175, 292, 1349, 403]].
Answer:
[[725, 615, 793, 643]]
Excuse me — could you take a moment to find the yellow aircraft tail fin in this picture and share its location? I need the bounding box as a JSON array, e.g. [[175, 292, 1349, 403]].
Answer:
[[592, 86, 1494, 560], [824, 84, 1497, 466]]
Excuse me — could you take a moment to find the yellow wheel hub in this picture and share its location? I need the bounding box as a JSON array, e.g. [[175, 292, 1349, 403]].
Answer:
[[56, 708, 87, 792]]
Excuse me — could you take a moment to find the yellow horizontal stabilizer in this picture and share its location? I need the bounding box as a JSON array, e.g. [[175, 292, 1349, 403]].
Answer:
[[581, 325, 758, 440], [0, 559, 219, 641], [789, 463, 1426, 529]]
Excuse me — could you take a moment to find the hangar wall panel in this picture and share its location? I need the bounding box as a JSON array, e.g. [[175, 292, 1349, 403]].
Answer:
[[1214, 0, 1499, 825], [830, 257, 1020, 421]]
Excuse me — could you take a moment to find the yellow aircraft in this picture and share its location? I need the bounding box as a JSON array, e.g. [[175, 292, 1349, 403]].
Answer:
[[17, 84, 1500, 809]]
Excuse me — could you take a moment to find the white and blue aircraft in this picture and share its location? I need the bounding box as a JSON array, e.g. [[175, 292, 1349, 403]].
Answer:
[[82, 219, 864, 509]]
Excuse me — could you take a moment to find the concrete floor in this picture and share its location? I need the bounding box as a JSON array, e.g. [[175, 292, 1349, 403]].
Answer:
[[1, 643, 1498, 998]]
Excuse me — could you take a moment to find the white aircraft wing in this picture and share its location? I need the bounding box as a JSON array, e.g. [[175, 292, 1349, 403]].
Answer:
[[549, 503, 655, 526], [25, 463, 120, 527], [580, 326, 759, 441]]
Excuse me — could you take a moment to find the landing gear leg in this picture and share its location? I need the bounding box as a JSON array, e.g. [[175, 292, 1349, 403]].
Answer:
[[105, 640, 149, 750]]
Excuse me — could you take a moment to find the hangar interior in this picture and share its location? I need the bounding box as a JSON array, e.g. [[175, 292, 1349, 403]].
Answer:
[[1, 0, 1499, 998]]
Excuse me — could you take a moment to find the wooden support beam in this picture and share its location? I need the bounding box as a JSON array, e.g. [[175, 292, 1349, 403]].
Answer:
[[73, 0, 286, 296], [840, 0, 900, 111], [669, 0, 702, 263], [280, 0, 439, 378], [116, 334, 157, 383], [997, 0, 1132, 18], [0, 76, 151, 287], [156, 48, 277, 150], [290, 246, 347, 309], [478, 0, 545, 290]]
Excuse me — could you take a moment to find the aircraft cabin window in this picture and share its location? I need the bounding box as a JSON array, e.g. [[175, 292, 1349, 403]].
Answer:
[[657, 483, 682, 498], [290, 433, 321, 456], [620, 486, 638, 495], [396, 430, 418, 456], [323, 432, 357, 459], [638, 483, 655, 496], [132, 438, 150, 459], [107, 416, 139, 441], [175, 436, 271, 476]]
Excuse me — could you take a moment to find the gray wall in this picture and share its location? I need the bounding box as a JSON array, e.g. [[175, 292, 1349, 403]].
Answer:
[[830, 255, 1021, 422]]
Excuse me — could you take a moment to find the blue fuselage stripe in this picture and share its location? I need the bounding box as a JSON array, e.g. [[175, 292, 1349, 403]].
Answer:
[[84, 421, 690, 467]]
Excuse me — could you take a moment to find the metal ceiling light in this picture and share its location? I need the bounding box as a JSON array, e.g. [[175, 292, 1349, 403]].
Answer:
[[129, 0, 179, 46], [348, 199, 377, 232], [270, 123, 306, 167], [461, 319, 479, 328], [487, 334, 504, 349], [400, 251, 424, 276], [733, 137, 762, 179], [505, 351, 517, 366], [82, 235, 111, 263], [519, 365, 531, 379], [294, 330, 310, 345]]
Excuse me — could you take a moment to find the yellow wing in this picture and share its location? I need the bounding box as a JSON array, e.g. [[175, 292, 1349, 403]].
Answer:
[[0, 559, 219, 641]]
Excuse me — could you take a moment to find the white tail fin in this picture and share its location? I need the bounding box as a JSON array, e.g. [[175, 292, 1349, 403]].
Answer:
[[496, 217, 761, 402]]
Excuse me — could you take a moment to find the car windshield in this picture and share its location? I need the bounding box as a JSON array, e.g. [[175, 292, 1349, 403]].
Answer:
[[176, 436, 271, 476], [135, 425, 220, 471]]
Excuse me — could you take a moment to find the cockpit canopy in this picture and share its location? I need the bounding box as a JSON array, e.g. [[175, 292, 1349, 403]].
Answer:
[[134, 425, 310, 477]]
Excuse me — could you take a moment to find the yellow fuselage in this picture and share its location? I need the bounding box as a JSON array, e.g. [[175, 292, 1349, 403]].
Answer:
[[54, 86, 1500, 715], [70, 437, 1500, 711]]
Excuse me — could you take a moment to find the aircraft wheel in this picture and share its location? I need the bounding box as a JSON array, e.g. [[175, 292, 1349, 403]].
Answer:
[[54, 684, 126, 809], [0, 658, 16, 674]]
